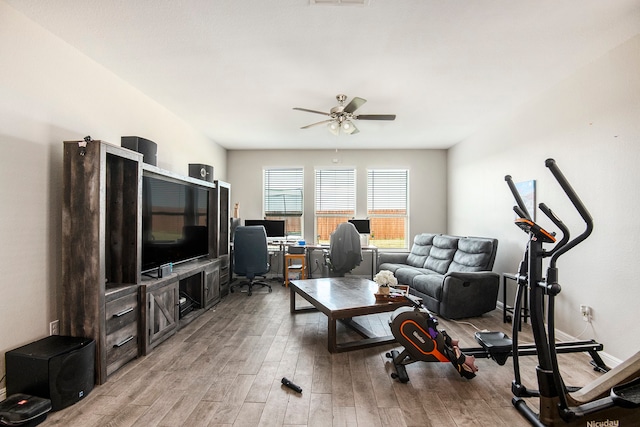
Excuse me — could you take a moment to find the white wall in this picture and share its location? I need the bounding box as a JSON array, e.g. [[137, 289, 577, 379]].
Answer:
[[0, 1, 226, 382], [227, 149, 448, 245], [448, 35, 640, 363]]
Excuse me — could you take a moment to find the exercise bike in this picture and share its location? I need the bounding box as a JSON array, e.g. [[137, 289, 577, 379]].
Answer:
[[506, 158, 640, 426]]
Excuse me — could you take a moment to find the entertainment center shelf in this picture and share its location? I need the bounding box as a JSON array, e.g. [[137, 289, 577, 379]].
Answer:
[[61, 140, 230, 384]]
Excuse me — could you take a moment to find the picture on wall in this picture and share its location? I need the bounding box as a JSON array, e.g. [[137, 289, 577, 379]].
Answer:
[[515, 180, 536, 220]]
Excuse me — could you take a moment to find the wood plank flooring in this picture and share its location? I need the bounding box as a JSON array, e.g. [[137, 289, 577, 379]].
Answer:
[[42, 280, 603, 426]]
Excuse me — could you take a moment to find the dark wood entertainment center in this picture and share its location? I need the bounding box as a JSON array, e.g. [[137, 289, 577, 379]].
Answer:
[[61, 140, 230, 384]]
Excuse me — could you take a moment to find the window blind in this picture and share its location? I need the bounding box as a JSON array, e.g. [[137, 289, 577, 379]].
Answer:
[[264, 168, 303, 216], [367, 169, 408, 213], [315, 169, 356, 213]]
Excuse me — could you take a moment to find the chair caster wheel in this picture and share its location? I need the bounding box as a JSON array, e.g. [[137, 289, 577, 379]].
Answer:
[[269, 288, 272, 293], [230, 289, 234, 293], [391, 373, 398, 379], [386, 352, 392, 358], [248, 292, 252, 296]]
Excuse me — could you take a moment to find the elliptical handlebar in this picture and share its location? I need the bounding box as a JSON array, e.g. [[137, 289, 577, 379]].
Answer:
[[505, 175, 533, 221], [544, 159, 594, 261]]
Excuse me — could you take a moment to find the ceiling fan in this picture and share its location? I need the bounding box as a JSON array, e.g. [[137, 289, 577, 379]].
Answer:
[[293, 94, 396, 135]]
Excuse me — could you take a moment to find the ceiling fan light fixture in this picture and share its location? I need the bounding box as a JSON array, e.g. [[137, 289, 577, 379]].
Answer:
[[342, 120, 357, 134], [328, 121, 340, 136]]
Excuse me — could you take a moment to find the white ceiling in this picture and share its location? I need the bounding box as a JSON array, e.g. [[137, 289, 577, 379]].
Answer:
[[6, 0, 640, 150]]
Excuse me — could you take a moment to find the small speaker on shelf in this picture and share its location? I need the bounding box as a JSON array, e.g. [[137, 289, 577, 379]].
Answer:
[[189, 163, 214, 182], [121, 136, 158, 166], [6, 336, 95, 411]]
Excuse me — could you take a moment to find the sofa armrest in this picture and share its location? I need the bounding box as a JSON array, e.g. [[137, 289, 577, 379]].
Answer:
[[439, 271, 500, 319], [378, 252, 410, 266]]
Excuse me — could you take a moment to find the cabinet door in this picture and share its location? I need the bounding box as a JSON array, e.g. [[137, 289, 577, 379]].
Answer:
[[205, 267, 220, 307], [148, 282, 178, 349]]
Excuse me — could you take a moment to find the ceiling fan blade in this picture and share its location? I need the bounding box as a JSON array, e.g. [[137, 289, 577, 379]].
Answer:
[[301, 119, 334, 129], [293, 107, 331, 116], [343, 97, 367, 114], [355, 114, 396, 121]]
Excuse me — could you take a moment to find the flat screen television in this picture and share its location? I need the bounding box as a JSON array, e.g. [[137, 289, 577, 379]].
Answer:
[[244, 219, 286, 238], [348, 219, 371, 234], [141, 174, 210, 273]]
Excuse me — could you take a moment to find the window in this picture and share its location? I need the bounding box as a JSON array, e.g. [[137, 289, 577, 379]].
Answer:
[[367, 169, 408, 249], [315, 168, 355, 244], [264, 168, 303, 237]]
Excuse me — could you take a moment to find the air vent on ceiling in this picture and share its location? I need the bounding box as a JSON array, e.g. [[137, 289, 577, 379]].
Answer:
[[310, 0, 370, 5]]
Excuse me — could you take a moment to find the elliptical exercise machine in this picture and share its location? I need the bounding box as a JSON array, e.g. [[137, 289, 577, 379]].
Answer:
[[506, 158, 640, 426]]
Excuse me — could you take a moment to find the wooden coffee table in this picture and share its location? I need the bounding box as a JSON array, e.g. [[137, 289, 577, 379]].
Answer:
[[289, 277, 414, 353]]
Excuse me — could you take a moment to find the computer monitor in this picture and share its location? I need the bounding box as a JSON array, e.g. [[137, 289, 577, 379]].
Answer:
[[244, 219, 286, 238], [348, 219, 371, 234]]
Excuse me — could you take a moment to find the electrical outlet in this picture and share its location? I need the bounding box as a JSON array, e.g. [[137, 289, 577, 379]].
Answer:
[[580, 305, 591, 322], [50, 320, 59, 335]]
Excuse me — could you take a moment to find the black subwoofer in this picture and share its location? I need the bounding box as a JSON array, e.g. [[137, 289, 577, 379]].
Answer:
[[5, 336, 95, 411]]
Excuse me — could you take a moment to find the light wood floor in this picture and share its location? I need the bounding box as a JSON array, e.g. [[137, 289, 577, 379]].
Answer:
[[42, 279, 603, 427]]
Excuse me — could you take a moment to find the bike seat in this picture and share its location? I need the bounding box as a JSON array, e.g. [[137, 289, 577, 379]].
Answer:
[[475, 331, 512, 350], [475, 331, 513, 365]]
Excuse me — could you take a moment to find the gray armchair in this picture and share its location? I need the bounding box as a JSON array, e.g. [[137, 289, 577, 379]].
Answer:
[[230, 226, 272, 296]]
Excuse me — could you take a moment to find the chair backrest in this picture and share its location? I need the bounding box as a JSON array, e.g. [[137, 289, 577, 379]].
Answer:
[[233, 226, 269, 279], [329, 222, 363, 276]]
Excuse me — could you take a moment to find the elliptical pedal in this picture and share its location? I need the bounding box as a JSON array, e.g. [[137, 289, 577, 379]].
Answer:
[[611, 377, 640, 408]]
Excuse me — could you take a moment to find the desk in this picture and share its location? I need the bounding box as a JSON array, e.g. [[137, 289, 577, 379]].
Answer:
[[305, 245, 378, 279]]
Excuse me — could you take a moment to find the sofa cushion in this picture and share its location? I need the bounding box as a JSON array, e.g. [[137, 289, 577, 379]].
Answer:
[[406, 233, 435, 268], [448, 238, 496, 273], [424, 235, 458, 274], [378, 262, 408, 274], [394, 266, 437, 286], [411, 273, 445, 301]]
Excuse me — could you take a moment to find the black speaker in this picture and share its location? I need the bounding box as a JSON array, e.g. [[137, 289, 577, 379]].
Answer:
[[6, 336, 95, 412], [188, 163, 214, 182], [121, 136, 158, 166]]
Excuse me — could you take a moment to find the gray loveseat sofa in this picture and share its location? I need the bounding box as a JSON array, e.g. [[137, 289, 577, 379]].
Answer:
[[378, 233, 499, 319]]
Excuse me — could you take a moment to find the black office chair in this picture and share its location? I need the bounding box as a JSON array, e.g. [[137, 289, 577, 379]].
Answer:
[[325, 222, 363, 276], [230, 226, 272, 296]]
